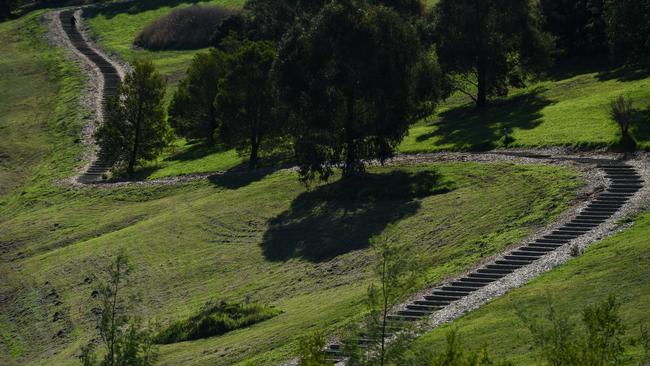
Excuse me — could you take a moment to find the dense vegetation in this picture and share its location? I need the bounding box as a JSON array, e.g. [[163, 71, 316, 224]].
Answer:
[[155, 300, 280, 344]]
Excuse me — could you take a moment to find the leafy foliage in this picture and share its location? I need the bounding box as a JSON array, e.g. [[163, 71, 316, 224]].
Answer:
[[604, 0, 650, 65], [79, 250, 158, 366], [276, 0, 445, 181], [434, 0, 553, 108], [168, 50, 225, 144], [95, 60, 170, 175], [134, 5, 235, 50], [297, 331, 330, 366], [540, 0, 607, 58], [521, 295, 627, 366], [215, 39, 283, 169], [609, 95, 635, 142], [154, 300, 280, 344], [430, 330, 514, 366]]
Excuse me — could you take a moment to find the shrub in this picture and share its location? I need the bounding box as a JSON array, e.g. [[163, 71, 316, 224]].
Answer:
[[154, 300, 279, 344], [134, 5, 236, 50]]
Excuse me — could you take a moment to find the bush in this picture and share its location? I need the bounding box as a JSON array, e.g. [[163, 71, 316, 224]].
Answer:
[[154, 300, 279, 344], [134, 5, 236, 50]]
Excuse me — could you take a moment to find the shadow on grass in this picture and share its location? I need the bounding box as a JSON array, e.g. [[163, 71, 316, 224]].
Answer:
[[83, 0, 206, 20], [417, 89, 552, 151], [597, 65, 650, 82], [631, 108, 650, 148], [261, 170, 454, 262]]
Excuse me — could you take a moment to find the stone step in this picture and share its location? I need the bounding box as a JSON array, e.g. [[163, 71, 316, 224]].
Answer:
[[536, 238, 569, 244], [451, 281, 487, 288], [398, 308, 433, 317], [424, 294, 462, 302], [432, 290, 471, 297], [551, 229, 587, 236], [519, 246, 554, 253], [583, 207, 618, 213], [565, 222, 600, 228], [460, 277, 496, 284], [504, 254, 540, 262], [544, 234, 579, 240], [416, 299, 450, 307], [511, 250, 545, 257], [441, 286, 476, 293], [496, 259, 531, 266], [528, 242, 563, 249], [406, 303, 442, 312], [467, 272, 504, 280], [477, 268, 514, 275]]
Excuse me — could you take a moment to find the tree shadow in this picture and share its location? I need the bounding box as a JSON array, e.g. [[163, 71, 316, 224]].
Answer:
[[260, 170, 454, 262], [597, 65, 650, 82], [416, 89, 552, 151], [544, 56, 613, 81], [208, 153, 293, 189], [631, 107, 650, 147], [83, 0, 205, 20], [166, 142, 228, 162]]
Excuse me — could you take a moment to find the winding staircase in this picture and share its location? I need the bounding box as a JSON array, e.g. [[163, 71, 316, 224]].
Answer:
[[324, 161, 643, 363], [60, 9, 118, 183]]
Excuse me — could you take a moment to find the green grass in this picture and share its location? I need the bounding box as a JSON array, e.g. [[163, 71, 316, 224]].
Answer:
[[400, 61, 650, 153], [85, 0, 245, 95], [0, 11, 86, 198], [404, 211, 650, 365], [0, 161, 582, 366]]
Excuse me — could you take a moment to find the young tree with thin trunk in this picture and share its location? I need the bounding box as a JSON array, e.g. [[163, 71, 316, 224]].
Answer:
[[276, 0, 444, 182], [366, 229, 417, 366], [434, 0, 553, 109], [79, 249, 157, 366], [214, 39, 282, 169], [96, 60, 170, 176]]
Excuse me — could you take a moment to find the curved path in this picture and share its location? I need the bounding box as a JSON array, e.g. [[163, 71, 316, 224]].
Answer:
[[59, 9, 119, 183], [321, 160, 644, 364]]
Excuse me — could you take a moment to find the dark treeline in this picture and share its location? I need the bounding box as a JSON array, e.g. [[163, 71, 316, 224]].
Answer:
[[8, 0, 644, 179]]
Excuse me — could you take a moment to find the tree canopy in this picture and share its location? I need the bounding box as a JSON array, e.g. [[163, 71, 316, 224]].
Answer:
[[604, 0, 650, 65], [434, 0, 553, 108], [96, 60, 170, 175], [276, 0, 444, 182], [215, 39, 283, 169], [168, 51, 225, 145]]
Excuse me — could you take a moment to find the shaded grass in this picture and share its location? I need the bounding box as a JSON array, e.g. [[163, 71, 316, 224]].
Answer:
[[405, 211, 650, 365], [0, 162, 582, 366]]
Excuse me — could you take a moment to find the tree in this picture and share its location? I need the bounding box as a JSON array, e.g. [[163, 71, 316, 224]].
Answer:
[[604, 0, 650, 65], [0, 0, 18, 19], [365, 230, 418, 366], [540, 0, 607, 59], [214, 40, 282, 169], [79, 250, 158, 366], [296, 331, 330, 366], [434, 0, 553, 109], [276, 0, 444, 182], [609, 95, 636, 148], [168, 51, 225, 145], [521, 295, 627, 366], [96, 60, 170, 176]]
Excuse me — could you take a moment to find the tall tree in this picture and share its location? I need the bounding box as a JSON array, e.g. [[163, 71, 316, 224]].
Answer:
[[276, 0, 444, 182], [96, 60, 170, 176], [540, 0, 607, 58], [214, 40, 283, 169], [0, 0, 17, 19], [604, 0, 650, 65], [435, 0, 553, 109], [168, 51, 225, 145]]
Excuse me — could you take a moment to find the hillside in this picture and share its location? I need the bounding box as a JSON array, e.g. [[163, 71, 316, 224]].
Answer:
[[1, 1, 649, 366]]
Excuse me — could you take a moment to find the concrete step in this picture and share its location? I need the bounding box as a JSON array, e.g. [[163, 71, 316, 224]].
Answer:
[[528, 242, 563, 249], [486, 263, 522, 271], [565, 222, 600, 228], [459, 276, 496, 284], [544, 234, 579, 240], [518, 246, 554, 253], [477, 268, 514, 275], [511, 250, 546, 257], [441, 286, 476, 293], [398, 308, 433, 317], [551, 229, 587, 236]]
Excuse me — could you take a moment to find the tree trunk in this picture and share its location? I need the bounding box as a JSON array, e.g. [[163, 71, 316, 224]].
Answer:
[[343, 92, 358, 179], [129, 96, 144, 176], [476, 60, 488, 109], [207, 106, 217, 146], [249, 136, 260, 170]]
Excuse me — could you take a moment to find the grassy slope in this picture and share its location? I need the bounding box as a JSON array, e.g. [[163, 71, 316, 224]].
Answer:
[[404, 211, 650, 365], [0, 161, 582, 366], [0, 11, 85, 197], [401, 62, 650, 153]]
